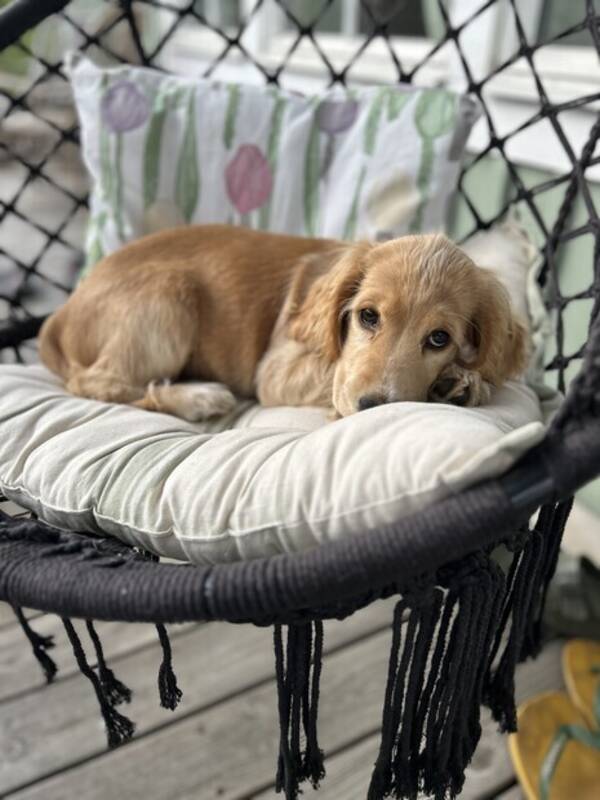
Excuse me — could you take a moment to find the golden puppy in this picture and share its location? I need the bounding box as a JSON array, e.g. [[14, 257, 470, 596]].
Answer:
[[39, 225, 528, 420]]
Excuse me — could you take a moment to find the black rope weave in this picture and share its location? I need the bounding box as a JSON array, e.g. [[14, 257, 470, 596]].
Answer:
[[274, 620, 325, 800], [155, 621, 183, 710], [1, 4, 599, 800], [0, 0, 598, 393], [12, 604, 58, 682], [85, 618, 133, 707], [61, 617, 136, 748]]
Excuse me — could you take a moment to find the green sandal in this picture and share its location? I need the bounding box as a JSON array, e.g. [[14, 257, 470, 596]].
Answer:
[[509, 641, 600, 799]]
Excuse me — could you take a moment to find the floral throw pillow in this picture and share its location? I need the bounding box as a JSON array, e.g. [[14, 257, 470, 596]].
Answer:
[[67, 55, 479, 276]]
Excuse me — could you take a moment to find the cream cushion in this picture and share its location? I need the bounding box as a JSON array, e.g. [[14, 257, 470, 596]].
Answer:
[[0, 224, 559, 564]]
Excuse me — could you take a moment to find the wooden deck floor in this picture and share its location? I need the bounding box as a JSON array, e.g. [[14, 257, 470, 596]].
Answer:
[[0, 499, 568, 800]]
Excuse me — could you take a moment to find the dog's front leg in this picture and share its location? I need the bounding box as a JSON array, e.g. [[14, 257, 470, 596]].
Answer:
[[428, 364, 493, 407], [255, 338, 334, 409]]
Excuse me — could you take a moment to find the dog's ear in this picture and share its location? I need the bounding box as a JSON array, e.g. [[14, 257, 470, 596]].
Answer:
[[460, 268, 529, 385], [288, 243, 371, 362]]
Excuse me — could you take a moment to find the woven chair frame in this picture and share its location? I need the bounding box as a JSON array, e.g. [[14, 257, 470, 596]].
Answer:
[[0, 0, 597, 620], [0, 3, 599, 798]]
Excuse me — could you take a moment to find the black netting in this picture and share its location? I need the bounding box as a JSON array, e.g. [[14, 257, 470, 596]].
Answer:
[[0, 0, 599, 395]]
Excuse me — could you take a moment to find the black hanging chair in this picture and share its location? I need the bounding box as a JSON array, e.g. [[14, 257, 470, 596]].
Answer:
[[0, 2, 599, 799]]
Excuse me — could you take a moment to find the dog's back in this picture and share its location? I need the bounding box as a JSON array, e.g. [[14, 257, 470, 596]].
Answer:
[[39, 224, 339, 403]]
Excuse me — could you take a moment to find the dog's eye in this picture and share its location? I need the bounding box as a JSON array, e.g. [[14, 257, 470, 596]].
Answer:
[[359, 308, 379, 329], [426, 329, 450, 349]]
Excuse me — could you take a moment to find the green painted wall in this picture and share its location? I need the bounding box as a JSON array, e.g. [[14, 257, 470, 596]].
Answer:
[[449, 156, 600, 513]]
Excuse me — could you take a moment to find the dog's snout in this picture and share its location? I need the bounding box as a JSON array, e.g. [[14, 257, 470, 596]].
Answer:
[[358, 394, 387, 411]]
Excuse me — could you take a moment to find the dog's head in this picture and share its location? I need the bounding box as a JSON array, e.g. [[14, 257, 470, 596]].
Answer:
[[289, 234, 528, 416]]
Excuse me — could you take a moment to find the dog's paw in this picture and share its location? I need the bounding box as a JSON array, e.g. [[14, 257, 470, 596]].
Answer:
[[428, 365, 492, 408], [177, 382, 238, 421], [148, 380, 238, 421]]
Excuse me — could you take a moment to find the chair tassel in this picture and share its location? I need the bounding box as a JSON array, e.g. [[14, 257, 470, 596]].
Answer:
[[13, 606, 58, 683], [524, 498, 573, 656], [62, 618, 135, 748], [86, 620, 132, 706], [274, 620, 325, 800], [156, 623, 183, 710], [484, 498, 573, 732], [424, 562, 504, 799], [368, 556, 504, 800], [303, 620, 325, 787]]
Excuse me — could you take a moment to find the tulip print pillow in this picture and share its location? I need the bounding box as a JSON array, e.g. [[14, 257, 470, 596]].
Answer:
[[67, 54, 479, 275]]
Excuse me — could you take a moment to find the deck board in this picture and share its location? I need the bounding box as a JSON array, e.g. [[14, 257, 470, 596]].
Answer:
[[0, 605, 39, 631], [7, 626, 394, 800], [0, 614, 191, 703], [0, 599, 394, 796], [253, 641, 564, 800], [493, 787, 524, 800], [3, 619, 564, 800]]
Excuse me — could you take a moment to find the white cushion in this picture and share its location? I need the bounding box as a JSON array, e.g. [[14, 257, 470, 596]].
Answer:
[[0, 367, 556, 565], [67, 55, 480, 274], [0, 224, 560, 564]]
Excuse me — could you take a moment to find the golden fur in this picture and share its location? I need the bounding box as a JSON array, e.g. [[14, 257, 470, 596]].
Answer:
[[39, 224, 529, 421]]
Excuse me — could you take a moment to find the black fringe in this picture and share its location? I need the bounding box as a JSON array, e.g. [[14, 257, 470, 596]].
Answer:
[[85, 620, 132, 706], [368, 555, 504, 800], [129, 553, 183, 709], [526, 498, 573, 654], [155, 623, 183, 710], [484, 497, 573, 732], [483, 530, 543, 731], [13, 606, 58, 683], [269, 508, 568, 800], [62, 618, 135, 748], [274, 620, 325, 800]]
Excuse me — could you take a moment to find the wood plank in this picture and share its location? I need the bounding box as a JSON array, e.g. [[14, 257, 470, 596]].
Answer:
[[493, 785, 524, 800], [252, 724, 524, 800], [0, 603, 40, 631], [0, 602, 17, 628], [459, 639, 564, 800], [253, 639, 565, 800], [0, 499, 29, 517], [2, 598, 395, 796], [251, 724, 521, 800], [256, 734, 381, 800], [5, 626, 563, 800], [7, 624, 394, 800], [0, 614, 192, 703]]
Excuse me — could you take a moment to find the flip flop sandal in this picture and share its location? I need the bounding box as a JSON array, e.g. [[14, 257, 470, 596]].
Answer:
[[543, 554, 600, 641], [563, 639, 600, 731], [508, 690, 600, 800]]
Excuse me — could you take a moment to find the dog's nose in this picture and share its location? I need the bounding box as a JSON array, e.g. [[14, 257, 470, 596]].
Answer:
[[358, 394, 387, 411]]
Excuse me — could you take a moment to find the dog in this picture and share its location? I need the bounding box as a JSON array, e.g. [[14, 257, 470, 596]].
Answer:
[[39, 225, 528, 421]]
